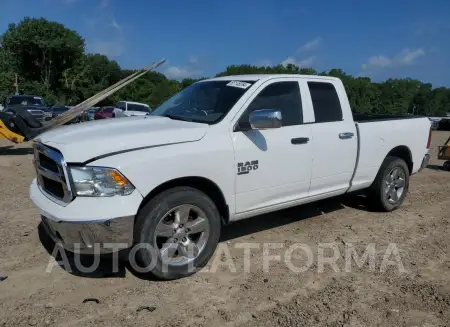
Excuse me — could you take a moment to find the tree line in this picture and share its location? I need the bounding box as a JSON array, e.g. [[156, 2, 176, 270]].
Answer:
[[1, 17, 449, 116]]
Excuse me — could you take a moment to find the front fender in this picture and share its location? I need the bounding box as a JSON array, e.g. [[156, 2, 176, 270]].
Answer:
[[88, 132, 237, 219]]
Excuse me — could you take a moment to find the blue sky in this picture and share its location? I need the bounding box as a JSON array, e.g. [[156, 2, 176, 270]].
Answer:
[[1, 0, 450, 87]]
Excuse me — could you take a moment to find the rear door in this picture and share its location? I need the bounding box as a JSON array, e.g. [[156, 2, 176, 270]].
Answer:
[[306, 80, 358, 196], [232, 78, 314, 214]]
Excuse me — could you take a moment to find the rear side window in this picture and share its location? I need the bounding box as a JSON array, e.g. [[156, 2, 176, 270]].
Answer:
[[308, 82, 343, 123], [244, 81, 303, 126]]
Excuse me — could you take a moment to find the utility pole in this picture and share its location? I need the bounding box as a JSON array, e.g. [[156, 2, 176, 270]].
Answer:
[[13, 74, 19, 95]]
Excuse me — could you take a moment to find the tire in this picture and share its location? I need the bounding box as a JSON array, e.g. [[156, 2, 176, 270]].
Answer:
[[133, 187, 221, 280], [444, 161, 450, 171], [368, 156, 410, 212]]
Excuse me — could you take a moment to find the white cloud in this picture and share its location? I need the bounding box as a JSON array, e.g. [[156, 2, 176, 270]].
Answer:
[[395, 48, 425, 65], [164, 66, 202, 79], [165, 55, 203, 79], [188, 56, 199, 65], [89, 39, 124, 57], [111, 18, 121, 31], [298, 37, 322, 52], [255, 38, 321, 70], [361, 56, 391, 70], [85, 13, 125, 57], [281, 56, 315, 68], [362, 48, 425, 71]]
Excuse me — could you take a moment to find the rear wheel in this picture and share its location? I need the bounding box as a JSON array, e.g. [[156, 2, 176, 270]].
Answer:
[[133, 187, 221, 280], [368, 156, 410, 212]]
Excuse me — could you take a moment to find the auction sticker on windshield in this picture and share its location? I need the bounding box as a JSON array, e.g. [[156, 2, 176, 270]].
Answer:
[[227, 81, 252, 89]]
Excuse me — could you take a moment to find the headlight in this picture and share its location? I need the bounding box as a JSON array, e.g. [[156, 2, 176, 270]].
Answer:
[[69, 166, 135, 197]]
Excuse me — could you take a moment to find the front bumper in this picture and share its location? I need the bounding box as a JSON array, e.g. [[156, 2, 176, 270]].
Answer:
[[40, 215, 134, 254], [418, 154, 430, 172], [30, 179, 142, 254]]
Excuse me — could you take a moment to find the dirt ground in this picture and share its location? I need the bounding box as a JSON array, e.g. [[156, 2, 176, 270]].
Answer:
[[0, 131, 449, 327]]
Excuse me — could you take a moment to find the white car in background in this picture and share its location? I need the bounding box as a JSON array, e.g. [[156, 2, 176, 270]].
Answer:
[[113, 101, 151, 118]]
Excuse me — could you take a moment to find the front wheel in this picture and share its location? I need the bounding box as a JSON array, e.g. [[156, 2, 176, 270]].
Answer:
[[368, 156, 410, 212], [133, 187, 221, 280]]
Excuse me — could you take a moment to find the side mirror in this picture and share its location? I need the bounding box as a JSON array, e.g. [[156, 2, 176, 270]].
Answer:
[[249, 109, 282, 130]]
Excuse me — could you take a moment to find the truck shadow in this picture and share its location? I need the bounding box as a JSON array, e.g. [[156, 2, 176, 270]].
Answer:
[[426, 164, 445, 171], [220, 193, 376, 242], [38, 223, 127, 279], [220, 198, 343, 242], [37, 193, 375, 281], [0, 146, 34, 155]]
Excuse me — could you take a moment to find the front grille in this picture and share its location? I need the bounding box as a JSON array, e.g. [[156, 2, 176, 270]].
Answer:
[[33, 142, 72, 205], [38, 153, 59, 172], [42, 176, 65, 198], [27, 109, 45, 121]]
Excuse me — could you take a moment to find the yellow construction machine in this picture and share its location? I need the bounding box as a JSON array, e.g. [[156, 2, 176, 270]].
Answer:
[[0, 59, 165, 144], [437, 136, 450, 171]]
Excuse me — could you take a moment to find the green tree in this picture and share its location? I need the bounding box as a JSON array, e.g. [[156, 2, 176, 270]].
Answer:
[[1, 17, 84, 92], [0, 49, 17, 103]]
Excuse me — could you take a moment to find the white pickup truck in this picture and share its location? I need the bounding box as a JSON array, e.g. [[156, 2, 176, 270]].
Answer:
[[30, 74, 431, 280]]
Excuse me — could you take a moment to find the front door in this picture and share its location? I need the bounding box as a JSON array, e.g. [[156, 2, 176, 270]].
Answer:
[[232, 79, 313, 214]]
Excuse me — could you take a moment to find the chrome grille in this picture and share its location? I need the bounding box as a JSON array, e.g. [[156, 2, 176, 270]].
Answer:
[[27, 109, 45, 122], [33, 142, 73, 205]]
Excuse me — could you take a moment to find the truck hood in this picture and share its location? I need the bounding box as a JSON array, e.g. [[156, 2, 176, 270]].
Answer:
[[36, 115, 208, 163]]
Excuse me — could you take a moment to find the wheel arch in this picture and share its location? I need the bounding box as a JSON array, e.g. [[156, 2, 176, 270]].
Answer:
[[138, 176, 230, 225], [385, 145, 413, 174]]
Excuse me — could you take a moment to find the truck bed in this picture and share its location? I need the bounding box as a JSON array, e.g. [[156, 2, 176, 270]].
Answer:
[[349, 115, 431, 193]]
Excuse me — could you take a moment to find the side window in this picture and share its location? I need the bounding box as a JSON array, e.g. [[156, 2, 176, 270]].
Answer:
[[307, 82, 343, 123], [116, 102, 125, 110], [242, 81, 303, 127]]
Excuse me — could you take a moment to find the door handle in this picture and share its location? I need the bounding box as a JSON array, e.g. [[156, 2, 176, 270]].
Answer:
[[339, 132, 354, 139], [291, 137, 309, 145]]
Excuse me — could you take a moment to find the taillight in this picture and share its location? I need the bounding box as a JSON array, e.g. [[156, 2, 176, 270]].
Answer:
[[426, 127, 432, 149]]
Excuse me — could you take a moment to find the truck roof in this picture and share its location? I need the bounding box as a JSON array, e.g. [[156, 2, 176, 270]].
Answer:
[[121, 101, 149, 106], [204, 74, 342, 83]]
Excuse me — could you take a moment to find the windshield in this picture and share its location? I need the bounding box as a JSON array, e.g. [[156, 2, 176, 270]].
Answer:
[[127, 104, 151, 113], [9, 96, 45, 106], [151, 80, 255, 124]]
